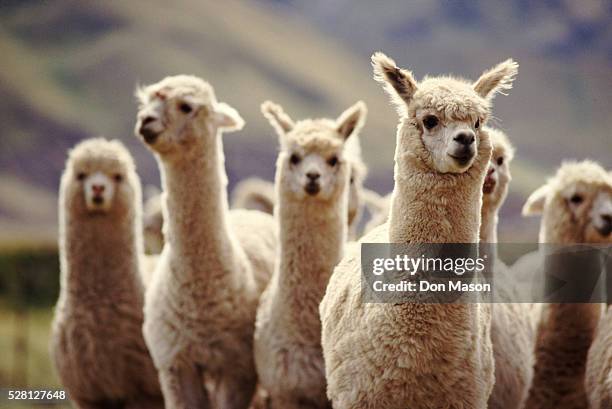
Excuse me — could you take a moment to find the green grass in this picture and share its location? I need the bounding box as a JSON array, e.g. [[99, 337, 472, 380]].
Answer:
[[0, 303, 70, 408]]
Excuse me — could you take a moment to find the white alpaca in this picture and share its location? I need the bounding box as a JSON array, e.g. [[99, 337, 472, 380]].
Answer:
[[479, 128, 536, 409], [254, 100, 367, 409], [51, 138, 163, 409], [134, 75, 276, 409], [320, 52, 518, 409], [520, 161, 611, 409]]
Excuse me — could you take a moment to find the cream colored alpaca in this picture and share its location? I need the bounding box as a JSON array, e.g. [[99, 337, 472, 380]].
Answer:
[[254, 101, 366, 409], [51, 138, 163, 409], [586, 305, 612, 409], [231, 136, 368, 240], [134, 75, 276, 409], [479, 128, 535, 409], [522, 160, 612, 409], [320, 52, 518, 409]]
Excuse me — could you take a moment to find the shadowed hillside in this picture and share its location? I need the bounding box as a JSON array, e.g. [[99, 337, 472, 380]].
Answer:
[[0, 0, 610, 243]]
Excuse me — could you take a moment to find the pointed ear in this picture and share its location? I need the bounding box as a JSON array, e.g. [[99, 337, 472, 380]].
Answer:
[[336, 101, 367, 141], [210, 102, 244, 132], [260, 100, 294, 138], [372, 52, 418, 111], [473, 59, 519, 100], [522, 184, 549, 216]]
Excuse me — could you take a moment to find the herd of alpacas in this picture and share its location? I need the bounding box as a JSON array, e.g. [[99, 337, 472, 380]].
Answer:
[[49, 52, 612, 409]]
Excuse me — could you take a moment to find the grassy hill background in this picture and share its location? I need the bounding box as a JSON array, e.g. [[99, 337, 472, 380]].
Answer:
[[0, 0, 611, 244]]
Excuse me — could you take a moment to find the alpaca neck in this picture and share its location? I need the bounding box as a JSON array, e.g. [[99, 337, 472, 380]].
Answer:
[[388, 163, 484, 244], [61, 212, 142, 303], [159, 130, 233, 275], [277, 195, 346, 298], [480, 204, 498, 243]]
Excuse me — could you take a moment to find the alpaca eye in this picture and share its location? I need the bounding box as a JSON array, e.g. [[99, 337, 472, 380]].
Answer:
[[327, 156, 339, 167], [114, 174, 123, 183], [179, 103, 193, 114], [569, 194, 583, 205], [76, 172, 86, 181], [289, 154, 301, 165], [475, 119, 480, 129], [350, 176, 355, 185], [422, 115, 439, 130], [497, 157, 504, 166]]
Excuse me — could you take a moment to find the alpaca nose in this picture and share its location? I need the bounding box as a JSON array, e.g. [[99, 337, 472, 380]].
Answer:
[[597, 214, 612, 236], [92, 184, 105, 195], [139, 124, 160, 144], [142, 116, 156, 126], [454, 132, 475, 146], [487, 166, 495, 175], [307, 172, 320, 181]]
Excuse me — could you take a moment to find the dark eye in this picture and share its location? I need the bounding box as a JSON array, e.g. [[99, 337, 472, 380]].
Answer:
[[114, 174, 123, 183], [76, 172, 86, 181], [496, 157, 504, 166], [179, 103, 193, 114], [569, 194, 583, 205], [422, 115, 439, 130], [290, 154, 301, 165], [475, 119, 480, 129], [327, 156, 339, 167], [350, 176, 355, 185]]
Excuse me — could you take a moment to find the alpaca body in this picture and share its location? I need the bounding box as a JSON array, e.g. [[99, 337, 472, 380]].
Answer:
[[51, 139, 162, 409], [255, 201, 342, 409]]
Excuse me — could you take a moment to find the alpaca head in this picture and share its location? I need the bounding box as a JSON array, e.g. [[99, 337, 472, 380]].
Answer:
[[482, 127, 515, 212], [522, 161, 612, 243], [134, 75, 244, 156], [372, 52, 518, 174], [61, 138, 140, 219], [262, 100, 367, 202]]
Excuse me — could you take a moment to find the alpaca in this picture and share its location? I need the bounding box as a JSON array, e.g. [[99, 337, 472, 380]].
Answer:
[[254, 100, 367, 409], [320, 52, 518, 409], [479, 128, 535, 409], [50, 138, 163, 409], [231, 135, 368, 240], [521, 160, 612, 409], [586, 305, 612, 409], [134, 75, 276, 409]]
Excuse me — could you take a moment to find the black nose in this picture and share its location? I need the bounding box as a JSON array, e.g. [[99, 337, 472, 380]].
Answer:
[[454, 132, 475, 146], [597, 215, 612, 236], [142, 116, 156, 126], [139, 126, 159, 144], [307, 172, 320, 181]]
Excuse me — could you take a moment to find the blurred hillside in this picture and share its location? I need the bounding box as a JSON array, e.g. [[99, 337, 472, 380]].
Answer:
[[0, 0, 611, 244]]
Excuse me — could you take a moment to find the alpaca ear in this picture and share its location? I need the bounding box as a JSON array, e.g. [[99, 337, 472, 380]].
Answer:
[[473, 59, 519, 100], [213, 102, 245, 132], [336, 101, 367, 141], [522, 184, 549, 216], [372, 52, 418, 110], [261, 101, 295, 137]]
